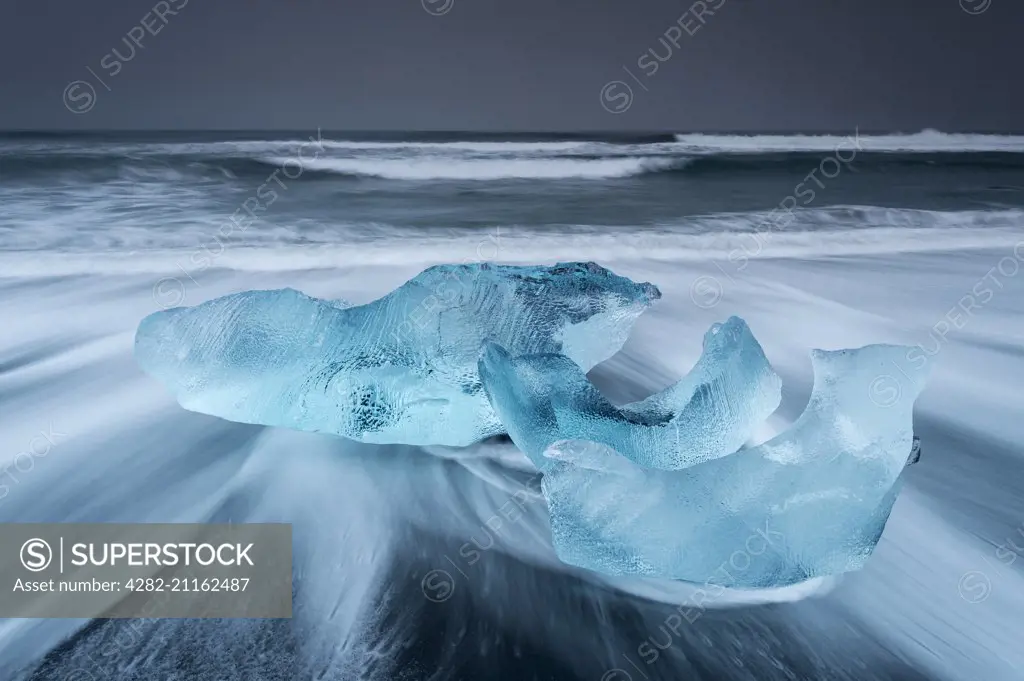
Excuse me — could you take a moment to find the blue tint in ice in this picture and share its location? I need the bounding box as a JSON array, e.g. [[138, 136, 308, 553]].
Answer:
[[134, 262, 660, 446], [540, 344, 928, 587], [479, 316, 782, 469]]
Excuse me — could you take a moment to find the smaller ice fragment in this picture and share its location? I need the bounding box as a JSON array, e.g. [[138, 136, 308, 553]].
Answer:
[[540, 344, 929, 587], [135, 262, 660, 446], [479, 316, 782, 469]]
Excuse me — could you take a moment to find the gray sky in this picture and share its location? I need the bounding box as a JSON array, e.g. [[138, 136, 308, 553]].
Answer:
[[1, 0, 1021, 131]]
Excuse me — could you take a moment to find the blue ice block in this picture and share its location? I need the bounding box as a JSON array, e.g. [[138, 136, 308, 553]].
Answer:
[[479, 317, 782, 469], [540, 344, 928, 587], [134, 262, 660, 446]]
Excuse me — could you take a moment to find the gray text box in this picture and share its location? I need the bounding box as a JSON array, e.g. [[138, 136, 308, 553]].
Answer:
[[0, 524, 292, 618]]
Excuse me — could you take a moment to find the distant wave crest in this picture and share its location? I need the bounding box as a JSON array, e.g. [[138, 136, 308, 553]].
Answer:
[[263, 156, 686, 180], [7, 148, 1024, 183], [4, 129, 1024, 183], [674, 129, 1024, 153]]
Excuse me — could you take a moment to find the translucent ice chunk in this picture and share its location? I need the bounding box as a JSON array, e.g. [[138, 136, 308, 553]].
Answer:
[[479, 317, 782, 469], [135, 262, 660, 446], [540, 344, 928, 587]]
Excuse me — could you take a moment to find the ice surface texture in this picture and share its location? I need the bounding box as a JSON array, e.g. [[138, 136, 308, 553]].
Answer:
[[479, 316, 782, 469], [540, 344, 928, 587], [134, 262, 660, 446]]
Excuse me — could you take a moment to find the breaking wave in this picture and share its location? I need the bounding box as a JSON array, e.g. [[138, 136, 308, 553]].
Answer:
[[262, 156, 685, 180], [673, 129, 1024, 153], [5, 129, 1024, 183], [2, 207, 1021, 277]]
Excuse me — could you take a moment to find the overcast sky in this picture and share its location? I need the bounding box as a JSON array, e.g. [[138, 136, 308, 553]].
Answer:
[[1, 0, 1021, 131]]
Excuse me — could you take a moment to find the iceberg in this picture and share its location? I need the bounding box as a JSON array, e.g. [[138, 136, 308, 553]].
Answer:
[[539, 344, 928, 587], [479, 317, 782, 469], [134, 262, 660, 446]]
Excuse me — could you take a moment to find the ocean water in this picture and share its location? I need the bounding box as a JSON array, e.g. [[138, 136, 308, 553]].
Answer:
[[0, 130, 1023, 681]]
